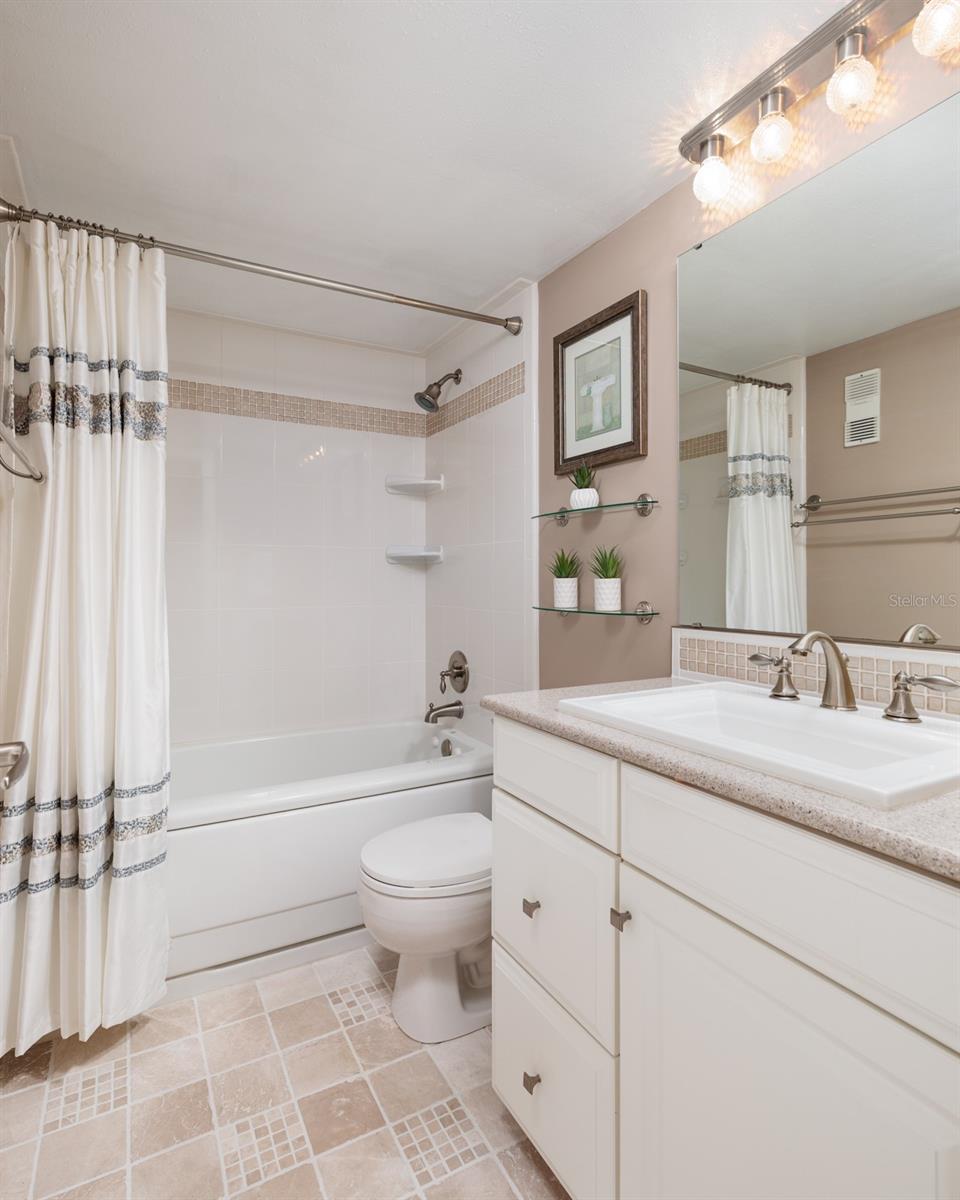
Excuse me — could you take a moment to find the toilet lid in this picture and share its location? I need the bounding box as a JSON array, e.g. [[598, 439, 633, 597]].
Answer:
[[360, 813, 492, 889]]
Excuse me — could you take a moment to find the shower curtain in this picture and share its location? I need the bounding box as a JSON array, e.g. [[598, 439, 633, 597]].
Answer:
[[0, 220, 170, 1055], [725, 382, 802, 632]]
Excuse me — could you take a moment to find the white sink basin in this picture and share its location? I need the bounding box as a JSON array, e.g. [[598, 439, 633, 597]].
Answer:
[[558, 683, 960, 810]]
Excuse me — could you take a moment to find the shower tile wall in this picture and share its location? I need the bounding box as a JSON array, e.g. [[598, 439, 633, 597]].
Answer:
[[165, 311, 429, 744], [423, 285, 538, 735]]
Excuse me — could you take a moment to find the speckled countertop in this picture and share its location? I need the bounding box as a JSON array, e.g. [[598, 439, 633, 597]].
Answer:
[[481, 677, 960, 883]]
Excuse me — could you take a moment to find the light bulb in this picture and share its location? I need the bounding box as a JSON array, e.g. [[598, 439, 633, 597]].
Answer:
[[827, 30, 877, 115], [750, 90, 794, 164], [692, 136, 731, 204], [912, 0, 960, 56]]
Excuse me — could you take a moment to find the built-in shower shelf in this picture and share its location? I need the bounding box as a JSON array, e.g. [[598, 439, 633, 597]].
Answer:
[[385, 545, 444, 565], [534, 601, 658, 624], [532, 494, 657, 526], [384, 475, 445, 496]]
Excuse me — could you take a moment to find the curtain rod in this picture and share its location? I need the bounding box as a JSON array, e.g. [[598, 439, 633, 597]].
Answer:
[[0, 197, 523, 337], [680, 361, 793, 394]]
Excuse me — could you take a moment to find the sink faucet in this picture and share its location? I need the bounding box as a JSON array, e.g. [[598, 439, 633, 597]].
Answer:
[[787, 630, 857, 711], [424, 700, 464, 723]]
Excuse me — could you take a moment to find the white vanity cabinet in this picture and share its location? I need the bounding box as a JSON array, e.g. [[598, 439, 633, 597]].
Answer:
[[490, 716, 960, 1200]]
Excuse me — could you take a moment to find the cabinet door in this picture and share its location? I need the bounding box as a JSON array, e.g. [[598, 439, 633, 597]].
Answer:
[[619, 863, 960, 1200]]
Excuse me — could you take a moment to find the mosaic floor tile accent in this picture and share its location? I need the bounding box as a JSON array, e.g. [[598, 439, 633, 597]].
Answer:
[[220, 1100, 311, 1194], [327, 976, 393, 1027], [394, 1097, 487, 1187], [0, 941, 567, 1200], [43, 1058, 128, 1132]]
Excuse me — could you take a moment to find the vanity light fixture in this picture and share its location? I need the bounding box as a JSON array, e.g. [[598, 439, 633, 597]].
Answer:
[[692, 136, 732, 204], [749, 88, 794, 163], [912, 0, 960, 56], [826, 27, 878, 115]]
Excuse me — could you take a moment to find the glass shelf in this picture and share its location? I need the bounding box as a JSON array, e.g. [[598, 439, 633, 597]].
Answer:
[[532, 494, 657, 526], [534, 601, 658, 624]]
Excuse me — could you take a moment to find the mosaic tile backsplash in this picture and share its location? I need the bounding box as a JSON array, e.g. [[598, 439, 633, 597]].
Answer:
[[676, 631, 960, 715]]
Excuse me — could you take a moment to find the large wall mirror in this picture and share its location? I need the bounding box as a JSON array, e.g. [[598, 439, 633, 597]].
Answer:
[[677, 94, 960, 650]]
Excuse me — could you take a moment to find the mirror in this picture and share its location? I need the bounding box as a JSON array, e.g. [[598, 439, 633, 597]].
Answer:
[[677, 95, 960, 650]]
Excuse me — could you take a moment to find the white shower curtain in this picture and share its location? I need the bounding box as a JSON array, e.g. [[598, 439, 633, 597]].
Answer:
[[725, 383, 802, 632], [0, 220, 170, 1055]]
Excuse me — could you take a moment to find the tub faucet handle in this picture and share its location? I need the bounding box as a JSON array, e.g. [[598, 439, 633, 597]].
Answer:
[[439, 650, 469, 695]]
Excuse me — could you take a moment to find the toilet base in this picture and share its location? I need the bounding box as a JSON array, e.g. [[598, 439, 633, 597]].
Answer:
[[391, 950, 491, 1043]]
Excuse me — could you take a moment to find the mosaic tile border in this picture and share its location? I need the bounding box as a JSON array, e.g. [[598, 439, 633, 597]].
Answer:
[[425, 362, 525, 435], [167, 361, 525, 439], [675, 630, 960, 714]]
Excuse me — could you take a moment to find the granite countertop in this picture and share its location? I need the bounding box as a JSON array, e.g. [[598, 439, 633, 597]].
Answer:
[[480, 677, 960, 883]]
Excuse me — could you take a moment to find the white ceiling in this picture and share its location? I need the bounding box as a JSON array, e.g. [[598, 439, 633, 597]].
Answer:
[[679, 94, 960, 388], [0, 0, 842, 352]]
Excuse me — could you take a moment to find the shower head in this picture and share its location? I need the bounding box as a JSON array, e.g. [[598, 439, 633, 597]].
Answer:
[[415, 369, 462, 413]]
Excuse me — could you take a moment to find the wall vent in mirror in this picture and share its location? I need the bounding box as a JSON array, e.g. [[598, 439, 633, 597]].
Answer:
[[844, 369, 881, 446]]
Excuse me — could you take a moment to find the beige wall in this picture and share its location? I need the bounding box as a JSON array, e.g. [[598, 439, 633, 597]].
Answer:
[[805, 308, 960, 645], [537, 31, 958, 687]]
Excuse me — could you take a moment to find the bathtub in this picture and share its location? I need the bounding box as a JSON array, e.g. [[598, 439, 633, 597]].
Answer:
[[165, 722, 493, 977]]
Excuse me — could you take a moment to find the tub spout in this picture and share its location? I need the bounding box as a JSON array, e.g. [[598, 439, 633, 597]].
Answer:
[[424, 701, 464, 723]]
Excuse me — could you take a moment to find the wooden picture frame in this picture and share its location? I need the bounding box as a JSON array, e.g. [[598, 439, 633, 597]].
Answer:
[[553, 290, 647, 474]]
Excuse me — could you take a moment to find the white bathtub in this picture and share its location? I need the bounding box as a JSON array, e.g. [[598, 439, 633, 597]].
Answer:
[[165, 722, 492, 978]]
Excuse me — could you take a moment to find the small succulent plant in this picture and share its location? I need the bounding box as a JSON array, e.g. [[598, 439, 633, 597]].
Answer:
[[568, 462, 596, 490], [549, 548, 582, 578], [590, 544, 624, 579]]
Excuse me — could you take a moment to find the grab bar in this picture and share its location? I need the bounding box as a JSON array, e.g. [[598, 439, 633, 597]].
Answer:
[[0, 741, 29, 789], [800, 485, 959, 512], [0, 425, 44, 482], [793, 506, 960, 528]]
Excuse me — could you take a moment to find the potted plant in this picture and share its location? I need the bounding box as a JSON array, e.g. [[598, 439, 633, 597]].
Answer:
[[591, 545, 624, 612], [568, 462, 600, 510], [549, 548, 581, 610]]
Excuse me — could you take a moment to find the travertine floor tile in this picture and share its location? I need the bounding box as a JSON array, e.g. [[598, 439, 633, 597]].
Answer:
[[314, 949, 382, 992], [268, 997, 338, 1050], [237, 1162, 321, 1200], [256, 966, 323, 1013], [211, 1056, 291, 1125], [298, 1078, 385, 1155], [347, 1014, 419, 1070], [0, 1140, 36, 1200], [131, 1133, 224, 1200], [318, 1127, 417, 1200], [392, 1097, 487, 1189], [49, 1026, 127, 1078], [365, 942, 401, 974], [48, 1168, 127, 1200], [499, 1139, 570, 1200], [130, 1035, 206, 1100], [131, 1078, 213, 1159], [425, 1158, 516, 1200], [283, 1032, 359, 1098], [220, 1101, 311, 1194], [461, 1083, 523, 1152], [129, 998, 199, 1054], [34, 1110, 126, 1199], [198, 983, 264, 1032], [0, 1042, 51, 1095], [370, 1050, 452, 1121], [0, 1084, 45, 1149], [428, 1030, 491, 1094], [204, 1014, 275, 1074]]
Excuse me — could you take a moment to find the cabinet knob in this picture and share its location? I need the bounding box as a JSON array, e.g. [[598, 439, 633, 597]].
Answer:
[[522, 898, 541, 918], [610, 907, 632, 932], [522, 1071, 542, 1094]]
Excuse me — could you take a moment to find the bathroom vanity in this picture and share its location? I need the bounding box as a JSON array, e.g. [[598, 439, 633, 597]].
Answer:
[[483, 680, 960, 1200]]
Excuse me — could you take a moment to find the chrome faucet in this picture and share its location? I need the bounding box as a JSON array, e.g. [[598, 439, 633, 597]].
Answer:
[[424, 700, 464, 723], [787, 630, 857, 711]]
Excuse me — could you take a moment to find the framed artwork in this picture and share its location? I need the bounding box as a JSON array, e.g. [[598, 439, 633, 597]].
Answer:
[[553, 290, 646, 473]]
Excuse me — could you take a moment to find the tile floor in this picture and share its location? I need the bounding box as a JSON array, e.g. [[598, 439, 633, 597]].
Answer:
[[0, 944, 569, 1200]]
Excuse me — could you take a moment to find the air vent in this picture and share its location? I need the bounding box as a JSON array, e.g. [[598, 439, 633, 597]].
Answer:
[[844, 369, 880, 447]]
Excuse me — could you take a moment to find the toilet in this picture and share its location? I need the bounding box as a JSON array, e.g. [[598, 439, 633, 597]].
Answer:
[[358, 812, 492, 1043]]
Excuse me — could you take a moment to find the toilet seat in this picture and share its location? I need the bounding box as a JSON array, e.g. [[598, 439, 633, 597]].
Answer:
[[360, 812, 492, 895], [359, 868, 492, 900]]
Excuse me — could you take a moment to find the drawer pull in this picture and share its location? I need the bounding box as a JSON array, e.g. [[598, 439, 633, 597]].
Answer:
[[610, 907, 632, 932], [522, 898, 542, 918], [522, 1071, 542, 1094]]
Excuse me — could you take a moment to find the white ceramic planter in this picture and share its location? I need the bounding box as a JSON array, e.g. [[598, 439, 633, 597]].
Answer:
[[594, 578, 622, 612], [553, 578, 579, 610], [570, 487, 600, 510]]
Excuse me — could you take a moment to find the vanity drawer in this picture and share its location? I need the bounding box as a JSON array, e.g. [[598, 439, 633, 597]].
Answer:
[[621, 763, 960, 1051], [493, 718, 618, 850], [493, 789, 618, 1050], [493, 943, 616, 1200]]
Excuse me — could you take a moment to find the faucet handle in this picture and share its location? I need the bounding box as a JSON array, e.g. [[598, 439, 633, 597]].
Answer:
[[749, 653, 799, 701], [884, 672, 959, 723]]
